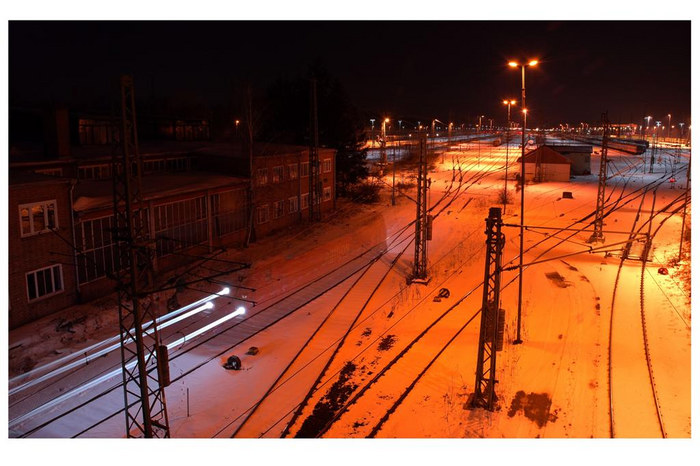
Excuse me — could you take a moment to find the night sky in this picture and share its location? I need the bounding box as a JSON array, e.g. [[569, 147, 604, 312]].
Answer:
[[9, 20, 691, 127]]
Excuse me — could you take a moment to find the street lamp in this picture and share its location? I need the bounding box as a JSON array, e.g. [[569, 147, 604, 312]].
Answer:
[[502, 99, 517, 213], [667, 114, 672, 140], [508, 58, 538, 345], [381, 117, 390, 165]]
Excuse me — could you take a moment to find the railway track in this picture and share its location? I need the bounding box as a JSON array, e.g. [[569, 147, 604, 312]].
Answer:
[[607, 187, 688, 438], [13, 139, 491, 437]]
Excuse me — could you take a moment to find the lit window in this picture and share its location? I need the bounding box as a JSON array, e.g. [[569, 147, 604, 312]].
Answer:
[[288, 164, 299, 180], [19, 200, 57, 237], [26, 264, 63, 302]]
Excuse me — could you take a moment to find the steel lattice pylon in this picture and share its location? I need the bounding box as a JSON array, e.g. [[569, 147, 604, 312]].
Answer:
[[308, 78, 322, 222], [589, 112, 610, 243], [113, 75, 170, 438], [411, 134, 429, 281], [470, 207, 505, 411]]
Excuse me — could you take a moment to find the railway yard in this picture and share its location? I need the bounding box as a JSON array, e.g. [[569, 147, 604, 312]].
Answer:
[[8, 137, 691, 439]]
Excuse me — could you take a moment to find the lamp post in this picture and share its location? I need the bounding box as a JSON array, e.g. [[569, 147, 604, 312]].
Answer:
[[381, 117, 390, 166], [508, 58, 538, 345], [502, 99, 516, 213], [667, 114, 672, 141]]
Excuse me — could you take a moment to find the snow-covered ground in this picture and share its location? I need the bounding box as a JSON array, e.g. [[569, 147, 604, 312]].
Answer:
[[6, 142, 692, 448]]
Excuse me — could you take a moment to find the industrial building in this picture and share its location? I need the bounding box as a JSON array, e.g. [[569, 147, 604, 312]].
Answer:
[[544, 144, 592, 175], [517, 146, 572, 182], [8, 108, 336, 329]]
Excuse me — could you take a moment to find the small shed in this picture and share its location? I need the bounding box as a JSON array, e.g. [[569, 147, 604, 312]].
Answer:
[[516, 146, 571, 182]]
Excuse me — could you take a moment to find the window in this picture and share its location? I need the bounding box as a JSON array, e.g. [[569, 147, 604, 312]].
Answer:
[[300, 162, 310, 177], [26, 264, 63, 302], [301, 193, 309, 210], [78, 164, 111, 180], [19, 200, 57, 237], [212, 189, 246, 236], [287, 164, 299, 180], [154, 197, 208, 257], [256, 204, 270, 224], [273, 200, 284, 219], [288, 196, 299, 214], [322, 158, 332, 173], [35, 168, 63, 177], [256, 168, 268, 186], [272, 166, 284, 183], [323, 186, 332, 201]]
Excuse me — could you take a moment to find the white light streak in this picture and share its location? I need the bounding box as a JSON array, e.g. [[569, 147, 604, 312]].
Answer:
[[9, 303, 245, 430], [9, 287, 229, 394]]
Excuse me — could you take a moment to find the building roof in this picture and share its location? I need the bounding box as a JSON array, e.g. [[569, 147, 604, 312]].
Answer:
[[516, 146, 572, 165], [544, 144, 592, 154], [73, 171, 248, 213], [10, 140, 335, 166], [9, 170, 72, 188]]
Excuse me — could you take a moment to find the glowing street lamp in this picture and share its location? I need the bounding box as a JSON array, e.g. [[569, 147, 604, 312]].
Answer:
[[667, 114, 672, 140], [508, 58, 538, 345]]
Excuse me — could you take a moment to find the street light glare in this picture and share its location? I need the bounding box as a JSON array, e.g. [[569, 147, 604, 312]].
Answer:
[[508, 61, 518, 67], [528, 60, 539, 66], [510, 100, 517, 105]]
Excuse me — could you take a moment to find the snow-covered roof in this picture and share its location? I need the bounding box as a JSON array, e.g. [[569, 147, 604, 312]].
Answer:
[[73, 171, 248, 212], [516, 146, 572, 165]]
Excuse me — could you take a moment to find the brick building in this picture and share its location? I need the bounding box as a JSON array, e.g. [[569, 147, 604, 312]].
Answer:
[[8, 108, 336, 328]]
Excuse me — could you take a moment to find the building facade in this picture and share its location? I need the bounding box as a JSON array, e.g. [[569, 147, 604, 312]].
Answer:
[[8, 109, 337, 329]]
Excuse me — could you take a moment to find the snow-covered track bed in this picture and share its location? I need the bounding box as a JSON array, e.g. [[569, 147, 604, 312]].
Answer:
[[606, 183, 689, 438]]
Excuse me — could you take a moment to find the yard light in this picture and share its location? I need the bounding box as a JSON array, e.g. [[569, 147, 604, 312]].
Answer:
[[508, 58, 539, 345]]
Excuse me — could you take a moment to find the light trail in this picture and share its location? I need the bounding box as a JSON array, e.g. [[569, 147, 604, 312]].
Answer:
[[9, 302, 215, 397], [9, 287, 230, 394], [10, 304, 245, 431]]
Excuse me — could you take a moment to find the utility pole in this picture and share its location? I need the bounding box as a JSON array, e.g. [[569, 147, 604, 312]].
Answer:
[[245, 86, 256, 246], [678, 153, 691, 262], [309, 78, 322, 222], [391, 142, 397, 206], [113, 75, 170, 438], [380, 118, 389, 169], [411, 134, 430, 282], [469, 207, 505, 411], [589, 112, 610, 243]]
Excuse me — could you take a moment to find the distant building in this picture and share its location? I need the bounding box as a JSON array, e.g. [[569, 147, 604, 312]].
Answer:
[[8, 108, 336, 329], [544, 144, 592, 175], [516, 146, 571, 182]]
